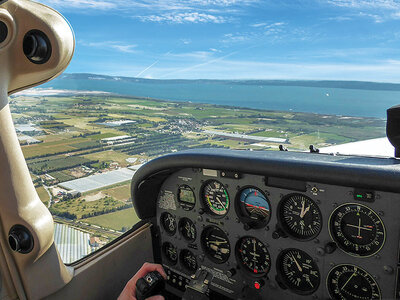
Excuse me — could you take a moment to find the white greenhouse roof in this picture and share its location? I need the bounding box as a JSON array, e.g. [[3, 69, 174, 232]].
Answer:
[[54, 223, 91, 264], [59, 168, 136, 193]]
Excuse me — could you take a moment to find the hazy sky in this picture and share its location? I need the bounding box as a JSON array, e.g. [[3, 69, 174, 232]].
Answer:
[[40, 0, 400, 82]]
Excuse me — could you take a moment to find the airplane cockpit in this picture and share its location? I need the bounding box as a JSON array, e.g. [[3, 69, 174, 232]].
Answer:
[[1, 0, 400, 299]]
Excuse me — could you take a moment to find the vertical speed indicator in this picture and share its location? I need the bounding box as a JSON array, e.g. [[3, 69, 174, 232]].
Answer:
[[202, 180, 229, 216]]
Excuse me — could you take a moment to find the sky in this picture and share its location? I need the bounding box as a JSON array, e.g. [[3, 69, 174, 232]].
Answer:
[[38, 0, 400, 82]]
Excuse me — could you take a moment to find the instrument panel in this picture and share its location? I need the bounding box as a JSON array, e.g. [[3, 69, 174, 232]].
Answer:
[[155, 167, 400, 299]]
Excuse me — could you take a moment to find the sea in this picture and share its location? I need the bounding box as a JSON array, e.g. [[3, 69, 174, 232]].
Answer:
[[41, 75, 400, 118]]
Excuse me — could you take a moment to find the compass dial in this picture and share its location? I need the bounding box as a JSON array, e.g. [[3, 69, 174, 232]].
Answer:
[[329, 203, 385, 257], [160, 212, 177, 235], [179, 217, 197, 242], [327, 264, 381, 300], [202, 180, 229, 216], [236, 236, 271, 276], [278, 194, 322, 240], [276, 248, 320, 295]]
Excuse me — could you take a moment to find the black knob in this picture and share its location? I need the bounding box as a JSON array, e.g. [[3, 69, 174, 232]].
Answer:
[[23, 30, 52, 64], [227, 268, 236, 277], [324, 242, 337, 254], [272, 229, 286, 239], [0, 21, 8, 44], [8, 225, 34, 254]]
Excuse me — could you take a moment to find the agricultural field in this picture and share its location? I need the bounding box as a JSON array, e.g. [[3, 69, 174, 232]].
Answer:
[[85, 208, 139, 232]]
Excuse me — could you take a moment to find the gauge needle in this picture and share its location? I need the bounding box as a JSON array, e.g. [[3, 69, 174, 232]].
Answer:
[[300, 200, 305, 218], [215, 196, 226, 210], [341, 272, 356, 290], [209, 240, 227, 245], [290, 254, 303, 272], [346, 224, 372, 231], [358, 218, 361, 238]]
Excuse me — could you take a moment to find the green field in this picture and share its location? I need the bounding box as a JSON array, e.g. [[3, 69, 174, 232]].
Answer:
[[48, 171, 76, 182], [36, 186, 50, 204], [28, 156, 97, 174], [85, 208, 140, 232], [102, 184, 131, 201], [50, 197, 126, 219]]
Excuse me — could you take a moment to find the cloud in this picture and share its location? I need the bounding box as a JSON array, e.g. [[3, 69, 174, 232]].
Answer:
[[137, 12, 228, 23], [324, 0, 400, 22], [39, 0, 258, 12], [38, 0, 116, 10], [221, 33, 251, 43], [325, 0, 400, 10], [82, 41, 137, 53]]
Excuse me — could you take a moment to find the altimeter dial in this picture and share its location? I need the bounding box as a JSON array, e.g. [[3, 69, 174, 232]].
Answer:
[[278, 194, 322, 240]]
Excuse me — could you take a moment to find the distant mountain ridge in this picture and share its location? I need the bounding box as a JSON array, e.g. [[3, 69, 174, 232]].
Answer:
[[59, 73, 400, 91]]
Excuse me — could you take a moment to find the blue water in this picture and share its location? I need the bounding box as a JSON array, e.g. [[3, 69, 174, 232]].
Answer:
[[43, 78, 400, 118]]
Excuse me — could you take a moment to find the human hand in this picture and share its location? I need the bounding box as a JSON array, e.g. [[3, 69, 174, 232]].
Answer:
[[118, 262, 167, 300]]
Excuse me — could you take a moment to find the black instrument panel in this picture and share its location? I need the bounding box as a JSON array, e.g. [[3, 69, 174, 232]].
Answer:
[[155, 167, 400, 299]]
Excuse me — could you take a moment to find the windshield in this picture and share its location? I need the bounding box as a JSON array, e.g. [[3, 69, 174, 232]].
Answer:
[[10, 0, 400, 263]]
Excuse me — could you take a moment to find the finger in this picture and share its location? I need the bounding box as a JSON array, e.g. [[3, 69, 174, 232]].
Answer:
[[146, 295, 164, 300]]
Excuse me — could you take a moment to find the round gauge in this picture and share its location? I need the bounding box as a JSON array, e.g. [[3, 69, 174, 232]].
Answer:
[[179, 218, 197, 242], [327, 264, 381, 300], [160, 212, 177, 235], [201, 225, 231, 263], [278, 194, 322, 240], [237, 187, 271, 228], [178, 185, 196, 211], [236, 236, 271, 276], [180, 249, 198, 272], [202, 180, 229, 216], [276, 248, 320, 295], [162, 242, 178, 265], [329, 203, 385, 257]]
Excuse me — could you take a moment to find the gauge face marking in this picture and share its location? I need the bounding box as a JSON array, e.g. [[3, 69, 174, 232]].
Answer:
[[278, 194, 322, 240], [276, 248, 320, 295], [236, 236, 271, 276], [238, 187, 271, 226], [162, 242, 178, 265], [178, 185, 196, 211], [327, 264, 381, 300], [179, 217, 197, 242], [201, 225, 231, 263], [160, 212, 177, 235], [180, 249, 198, 272], [202, 180, 229, 216], [329, 203, 385, 257]]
